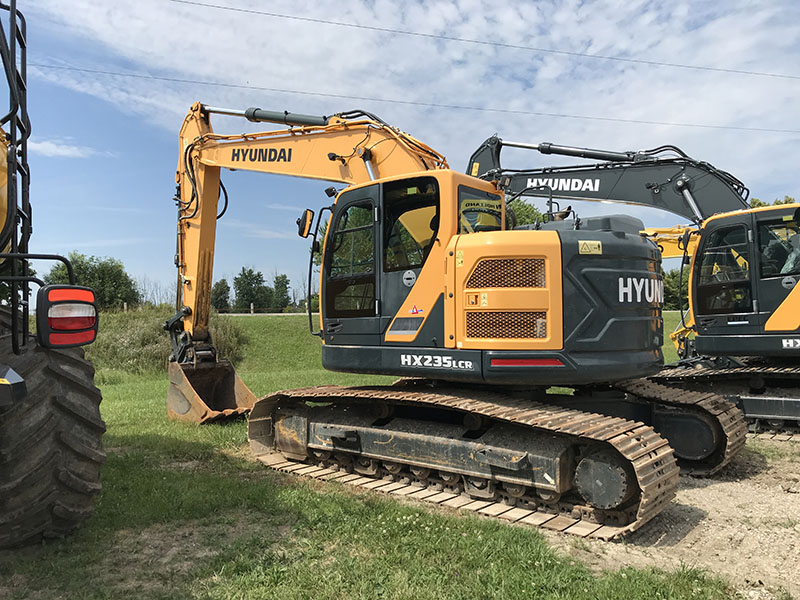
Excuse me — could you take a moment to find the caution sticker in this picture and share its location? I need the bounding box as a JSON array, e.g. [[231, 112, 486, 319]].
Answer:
[[456, 250, 464, 267], [579, 240, 602, 255]]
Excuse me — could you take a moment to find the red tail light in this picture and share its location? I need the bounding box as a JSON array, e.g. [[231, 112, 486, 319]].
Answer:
[[36, 285, 99, 348]]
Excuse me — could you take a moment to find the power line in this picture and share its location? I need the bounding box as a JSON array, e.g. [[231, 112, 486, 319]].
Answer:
[[29, 62, 800, 134], [167, 0, 800, 82]]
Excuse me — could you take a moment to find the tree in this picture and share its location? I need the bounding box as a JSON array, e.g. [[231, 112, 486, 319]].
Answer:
[[272, 274, 291, 311], [507, 198, 542, 227], [44, 251, 140, 310], [750, 195, 796, 208], [233, 267, 272, 311], [662, 268, 690, 311], [136, 275, 172, 307], [210, 278, 231, 311]]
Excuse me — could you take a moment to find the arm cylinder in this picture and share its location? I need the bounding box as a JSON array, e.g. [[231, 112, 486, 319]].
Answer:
[[503, 140, 636, 163]]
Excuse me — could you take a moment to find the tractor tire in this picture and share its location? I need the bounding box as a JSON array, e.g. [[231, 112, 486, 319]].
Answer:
[[0, 341, 105, 548]]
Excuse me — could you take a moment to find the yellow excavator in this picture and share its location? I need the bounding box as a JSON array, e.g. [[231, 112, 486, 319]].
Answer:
[[165, 102, 747, 539], [468, 136, 800, 435]]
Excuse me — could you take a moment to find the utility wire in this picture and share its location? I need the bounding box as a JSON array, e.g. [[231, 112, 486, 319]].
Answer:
[[29, 62, 800, 134], [167, 0, 800, 82]]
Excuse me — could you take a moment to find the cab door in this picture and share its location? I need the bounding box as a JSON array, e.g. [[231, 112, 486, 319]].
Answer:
[[379, 176, 440, 339], [321, 184, 381, 346], [754, 206, 800, 331], [692, 213, 760, 342]]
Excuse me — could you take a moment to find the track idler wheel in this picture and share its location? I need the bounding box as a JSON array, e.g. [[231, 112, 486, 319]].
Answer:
[[653, 408, 721, 462], [574, 450, 637, 510]]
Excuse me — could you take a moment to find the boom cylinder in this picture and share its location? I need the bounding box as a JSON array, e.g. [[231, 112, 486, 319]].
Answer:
[[200, 104, 329, 127]]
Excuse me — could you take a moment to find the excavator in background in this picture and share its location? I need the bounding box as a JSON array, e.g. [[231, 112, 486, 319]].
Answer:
[[0, 0, 103, 549], [468, 135, 799, 435], [165, 102, 746, 539]]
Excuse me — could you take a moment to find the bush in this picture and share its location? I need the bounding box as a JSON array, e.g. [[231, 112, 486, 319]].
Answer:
[[85, 307, 247, 374]]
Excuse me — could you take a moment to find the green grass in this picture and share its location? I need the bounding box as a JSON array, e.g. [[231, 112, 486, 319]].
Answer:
[[746, 438, 800, 462], [662, 310, 684, 364], [0, 314, 734, 599]]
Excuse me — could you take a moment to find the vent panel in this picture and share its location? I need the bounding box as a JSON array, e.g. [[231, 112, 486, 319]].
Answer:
[[466, 258, 545, 289], [466, 311, 547, 339]]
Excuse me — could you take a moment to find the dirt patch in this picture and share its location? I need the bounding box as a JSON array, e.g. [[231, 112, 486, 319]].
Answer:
[[544, 439, 800, 599], [97, 515, 292, 596], [0, 514, 293, 599]]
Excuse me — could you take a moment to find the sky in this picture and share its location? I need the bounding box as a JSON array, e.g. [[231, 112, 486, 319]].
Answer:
[[19, 0, 800, 302]]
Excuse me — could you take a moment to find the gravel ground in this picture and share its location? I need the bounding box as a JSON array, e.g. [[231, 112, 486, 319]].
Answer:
[[544, 439, 800, 598]]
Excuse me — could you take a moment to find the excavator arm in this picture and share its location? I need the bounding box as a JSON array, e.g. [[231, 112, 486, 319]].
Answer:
[[167, 102, 448, 421], [467, 136, 749, 223]]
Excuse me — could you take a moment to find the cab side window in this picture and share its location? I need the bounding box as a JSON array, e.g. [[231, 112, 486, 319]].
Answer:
[[695, 225, 752, 315], [458, 186, 502, 234], [326, 202, 375, 317], [758, 221, 800, 278]]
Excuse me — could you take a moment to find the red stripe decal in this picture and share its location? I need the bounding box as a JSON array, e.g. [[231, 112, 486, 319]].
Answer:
[[490, 358, 564, 367]]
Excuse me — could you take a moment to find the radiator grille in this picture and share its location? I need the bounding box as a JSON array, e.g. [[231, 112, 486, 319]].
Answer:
[[466, 258, 545, 289], [466, 311, 547, 339]]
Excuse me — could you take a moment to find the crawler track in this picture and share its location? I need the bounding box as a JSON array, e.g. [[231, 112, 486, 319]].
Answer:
[[612, 379, 747, 475], [651, 360, 800, 440], [249, 385, 680, 540]]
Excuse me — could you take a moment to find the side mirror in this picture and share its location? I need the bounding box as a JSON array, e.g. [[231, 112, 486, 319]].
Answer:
[[36, 285, 98, 348], [297, 209, 315, 238]]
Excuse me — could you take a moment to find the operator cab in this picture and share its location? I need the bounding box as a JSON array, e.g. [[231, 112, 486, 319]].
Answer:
[[692, 205, 800, 356]]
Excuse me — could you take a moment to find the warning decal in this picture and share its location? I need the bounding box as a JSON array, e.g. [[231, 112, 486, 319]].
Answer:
[[579, 240, 602, 255]]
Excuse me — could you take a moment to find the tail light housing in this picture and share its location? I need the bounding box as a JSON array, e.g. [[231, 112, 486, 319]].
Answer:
[[36, 285, 98, 348]]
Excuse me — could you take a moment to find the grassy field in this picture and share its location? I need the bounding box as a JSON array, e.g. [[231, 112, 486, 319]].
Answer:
[[0, 311, 735, 599]]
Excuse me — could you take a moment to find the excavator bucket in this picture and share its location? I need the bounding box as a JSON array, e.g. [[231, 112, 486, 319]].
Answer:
[[167, 359, 257, 423]]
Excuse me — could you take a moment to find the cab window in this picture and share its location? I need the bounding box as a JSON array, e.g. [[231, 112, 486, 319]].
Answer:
[[458, 186, 502, 233], [326, 202, 375, 317], [383, 177, 439, 272], [758, 220, 800, 278], [695, 225, 752, 315]]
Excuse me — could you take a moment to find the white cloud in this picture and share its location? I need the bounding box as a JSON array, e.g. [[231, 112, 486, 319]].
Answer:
[[28, 138, 98, 158], [25, 0, 800, 212], [266, 203, 302, 212]]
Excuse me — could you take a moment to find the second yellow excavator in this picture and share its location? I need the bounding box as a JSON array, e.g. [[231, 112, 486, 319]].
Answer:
[[164, 102, 746, 539]]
